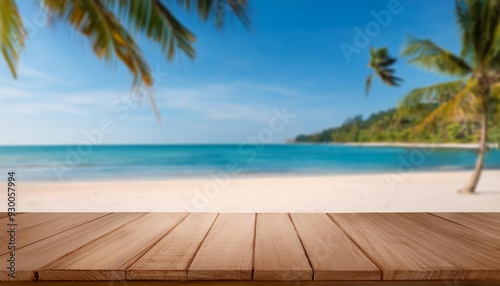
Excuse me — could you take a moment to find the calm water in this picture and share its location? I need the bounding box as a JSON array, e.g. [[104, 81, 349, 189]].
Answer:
[[1, 144, 500, 181]]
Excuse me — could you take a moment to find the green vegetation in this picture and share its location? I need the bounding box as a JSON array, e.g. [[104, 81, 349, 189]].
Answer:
[[298, 0, 500, 194], [294, 103, 500, 144], [365, 47, 402, 96], [398, 0, 500, 193]]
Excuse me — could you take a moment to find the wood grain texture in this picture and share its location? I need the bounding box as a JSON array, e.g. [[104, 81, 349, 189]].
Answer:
[[40, 213, 187, 281], [1, 213, 109, 254], [3, 213, 72, 231], [188, 213, 254, 280], [127, 213, 218, 280], [396, 213, 500, 279], [1, 213, 78, 254], [0, 213, 145, 281], [2, 212, 500, 283], [253, 214, 312, 281], [7, 281, 500, 286], [290, 213, 380, 280], [431, 213, 500, 239], [330, 213, 500, 280]]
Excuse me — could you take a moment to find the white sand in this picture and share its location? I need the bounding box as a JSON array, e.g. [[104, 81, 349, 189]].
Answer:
[[336, 142, 500, 149], [8, 170, 500, 213]]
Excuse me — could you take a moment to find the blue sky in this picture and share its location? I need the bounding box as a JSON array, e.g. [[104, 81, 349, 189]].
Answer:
[[0, 0, 460, 145]]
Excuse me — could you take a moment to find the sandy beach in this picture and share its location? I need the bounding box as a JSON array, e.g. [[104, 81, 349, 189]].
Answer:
[[9, 170, 500, 213], [334, 142, 500, 149]]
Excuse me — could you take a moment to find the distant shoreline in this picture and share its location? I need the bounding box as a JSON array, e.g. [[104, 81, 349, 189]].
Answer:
[[328, 142, 499, 150]]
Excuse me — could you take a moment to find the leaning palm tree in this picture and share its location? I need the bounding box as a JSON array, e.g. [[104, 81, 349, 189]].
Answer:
[[365, 46, 403, 96], [0, 0, 249, 119], [400, 0, 500, 194]]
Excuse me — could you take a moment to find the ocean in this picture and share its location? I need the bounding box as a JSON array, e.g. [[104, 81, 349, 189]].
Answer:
[[1, 144, 499, 181]]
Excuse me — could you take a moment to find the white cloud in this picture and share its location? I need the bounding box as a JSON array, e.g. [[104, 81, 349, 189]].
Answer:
[[18, 64, 76, 86], [156, 82, 300, 123], [0, 86, 127, 115]]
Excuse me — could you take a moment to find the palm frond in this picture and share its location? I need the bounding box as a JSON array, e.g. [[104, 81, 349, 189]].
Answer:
[[399, 80, 465, 108], [455, 0, 473, 59], [43, 0, 152, 88], [366, 46, 402, 95], [414, 82, 478, 132], [0, 0, 26, 78], [109, 0, 196, 61], [403, 36, 472, 76], [365, 74, 373, 96], [485, 0, 500, 67], [176, 0, 250, 29]]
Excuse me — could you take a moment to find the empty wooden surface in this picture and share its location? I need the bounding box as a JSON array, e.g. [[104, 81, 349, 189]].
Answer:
[[128, 213, 218, 280], [8, 213, 108, 252], [432, 212, 500, 238], [290, 213, 380, 280], [40, 213, 187, 281], [0, 213, 145, 281], [254, 214, 312, 281], [0, 212, 499, 283], [188, 213, 255, 280], [329, 213, 500, 280]]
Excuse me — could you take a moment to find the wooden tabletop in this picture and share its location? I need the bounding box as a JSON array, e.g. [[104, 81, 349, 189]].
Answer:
[[0, 212, 499, 284]]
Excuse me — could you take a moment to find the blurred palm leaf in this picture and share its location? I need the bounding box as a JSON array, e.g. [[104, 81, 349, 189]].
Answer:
[[365, 46, 402, 96], [108, 0, 196, 61], [176, 0, 250, 29], [43, 0, 153, 88], [400, 0, 500, 193], [399, 80, 465, 108], [402, 36, 472, 76], [1, 0, 249, 102], [0, 0, 25, 78]]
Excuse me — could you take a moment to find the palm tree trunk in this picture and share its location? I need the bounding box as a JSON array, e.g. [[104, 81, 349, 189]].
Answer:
[[461, 87, 489, 194]]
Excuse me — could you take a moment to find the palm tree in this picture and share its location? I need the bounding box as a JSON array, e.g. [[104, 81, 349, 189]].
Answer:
[[400, 0, 500, 194], [365, 46, 403, 96], [0, 0, 249, 118]]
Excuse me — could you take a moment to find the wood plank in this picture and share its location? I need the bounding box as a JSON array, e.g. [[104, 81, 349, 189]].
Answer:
[[188, 213, 254, 280], [40, 213, 188, 281], [1, 213, 66, 231], [397, 213, 500, 277], [290, 213, 380, 280], [0, 213, 145, 281], [1, 213, 109, 254], [330, 213, 459, 280], [5, 281, 500, 286], [254, 213, 312, 281], [330, 213, 500, 280], [127, 213, 218, 280], [431, 213, 500, 239], [0, 212, 68, 246]]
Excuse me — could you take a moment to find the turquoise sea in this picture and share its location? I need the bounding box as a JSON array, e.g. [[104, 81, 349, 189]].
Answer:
[[1, 144, 500, 181]]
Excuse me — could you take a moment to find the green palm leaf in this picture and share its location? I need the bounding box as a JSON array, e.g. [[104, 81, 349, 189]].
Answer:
[[0, 0, 25, 78], [402, 36, 472, 76], [399, 80, 465, 108], [109, 0, 196, 60], [413, 80, 480, 132], [176, 0, 250, 29], [43, 0, 153, 88], [365, 46, 402, 96], [365, 74, 373, 96]]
